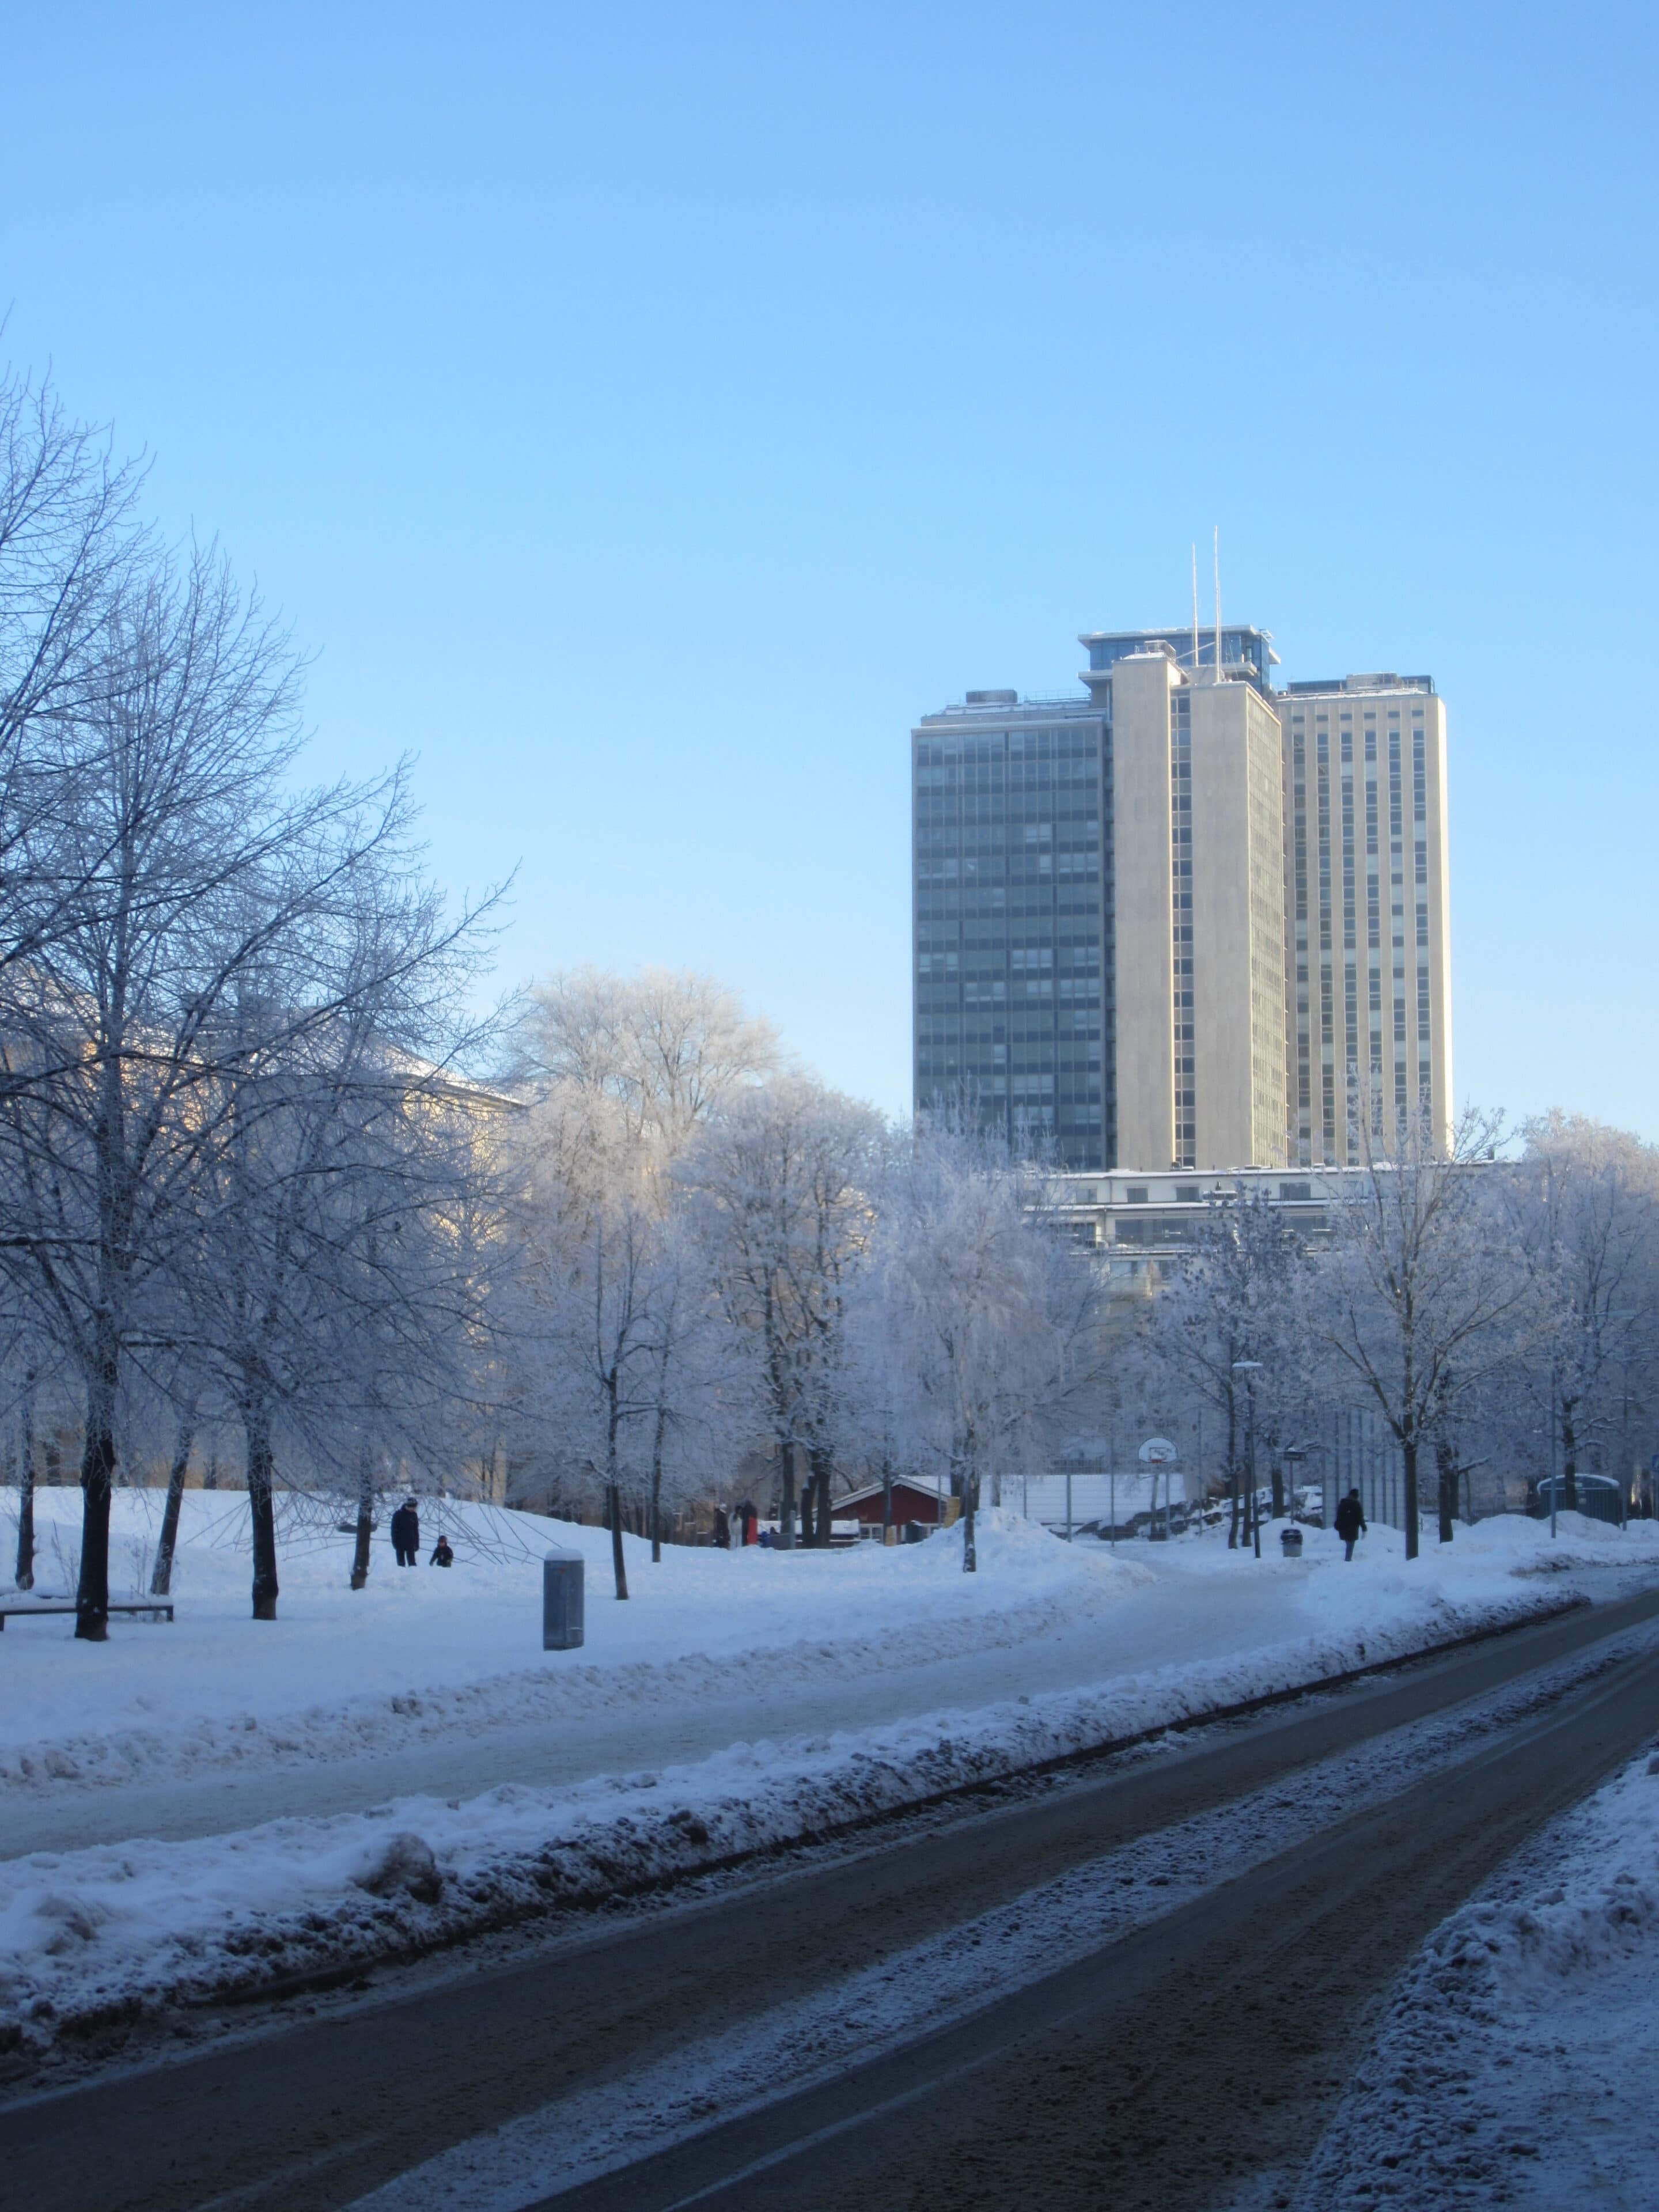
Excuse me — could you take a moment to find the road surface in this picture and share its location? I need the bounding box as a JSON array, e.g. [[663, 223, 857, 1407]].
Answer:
[[5, 1584, 1659, 2211]]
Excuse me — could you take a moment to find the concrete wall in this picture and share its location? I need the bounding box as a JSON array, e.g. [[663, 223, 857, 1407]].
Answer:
[[1109, 653, 1177, 1169], [1188, 681, 1287, 1168], [1278, 682, 1453, 1162]]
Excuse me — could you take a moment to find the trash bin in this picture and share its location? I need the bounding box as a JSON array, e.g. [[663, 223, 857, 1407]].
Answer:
[[543, 1548, 585, 1649], [1279, 1526, 1304, 1559]]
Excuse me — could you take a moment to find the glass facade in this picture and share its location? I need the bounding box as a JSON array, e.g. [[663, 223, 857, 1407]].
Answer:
[[912, 698, 1111, 1168], [1082, 624, 1277, 690]]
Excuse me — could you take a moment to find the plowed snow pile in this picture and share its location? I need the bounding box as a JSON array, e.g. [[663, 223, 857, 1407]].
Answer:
[[1294, 1738, 1659, 2208]]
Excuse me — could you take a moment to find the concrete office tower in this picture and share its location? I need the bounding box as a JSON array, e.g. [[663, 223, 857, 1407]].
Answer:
[[1279, 676, 1452, 1162], [1096, 647, 1287, 1172]]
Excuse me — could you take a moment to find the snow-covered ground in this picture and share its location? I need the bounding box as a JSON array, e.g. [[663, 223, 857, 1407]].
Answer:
[[2, 1491, 1656, 2057], [3, 1486, 1653, 1798], [1293, 1735, 1659, 2209]]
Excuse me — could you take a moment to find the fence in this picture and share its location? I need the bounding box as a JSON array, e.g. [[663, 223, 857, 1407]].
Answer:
[[1320, 1408, 1408, 1532]]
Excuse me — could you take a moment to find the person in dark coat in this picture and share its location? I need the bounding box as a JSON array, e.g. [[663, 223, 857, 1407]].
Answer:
[[713, 1505, 731, 1550], [391, 1498, 421, 1566], [1334, 1487, 1366, 1561], [430, 1534, 454, 1567]]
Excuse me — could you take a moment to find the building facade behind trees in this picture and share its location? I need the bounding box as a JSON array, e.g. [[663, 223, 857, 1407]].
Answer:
[[912, 623, 1452, 1170]]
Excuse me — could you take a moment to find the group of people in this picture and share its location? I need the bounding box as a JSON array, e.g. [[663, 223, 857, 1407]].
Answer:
[[713, 1500, 761, 1550], [389, 1497, 453, 1568]]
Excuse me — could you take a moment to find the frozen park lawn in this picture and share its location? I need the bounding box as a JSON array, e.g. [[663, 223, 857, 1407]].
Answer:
[[0, 1488, 1147, 1781], [1, 1487, 1656, 1798]]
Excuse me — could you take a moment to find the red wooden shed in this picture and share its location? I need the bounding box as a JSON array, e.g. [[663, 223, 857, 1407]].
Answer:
[[832, 1478, 948, 1529]]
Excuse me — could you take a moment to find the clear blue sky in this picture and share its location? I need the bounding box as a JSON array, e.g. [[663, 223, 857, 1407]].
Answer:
[[5, 4, 1656, 1131]]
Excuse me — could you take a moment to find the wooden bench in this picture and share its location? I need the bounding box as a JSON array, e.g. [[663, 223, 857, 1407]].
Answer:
[[0, 1600, 175, 1629]]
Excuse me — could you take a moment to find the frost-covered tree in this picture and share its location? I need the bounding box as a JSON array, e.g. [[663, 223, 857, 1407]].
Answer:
[[0, 538, 501, 1635], [1310, 1105, 1536, 1559], [0, 357, 146, 1002], [180, 840, 502, 1618], [1508, 1114, 1659, 1519], [519, 966, 779, 1173], [1134, 1187, 1313, 1550], [680, 1077, 884, 1550], [860, 1119, 1109, 1571]]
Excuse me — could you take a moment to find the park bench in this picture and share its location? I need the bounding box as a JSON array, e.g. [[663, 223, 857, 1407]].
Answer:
[[0, 1600, 174, 1629]]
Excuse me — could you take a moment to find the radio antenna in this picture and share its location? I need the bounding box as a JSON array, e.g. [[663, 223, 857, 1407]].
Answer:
[[1191, 544, 1199, 676], [1213, 525, 1222, 685]]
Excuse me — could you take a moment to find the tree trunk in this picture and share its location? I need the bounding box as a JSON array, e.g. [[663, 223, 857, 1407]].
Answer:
[[75, 1353, 119, 1641], [1435, 1434, 1456, 1546], [1561, 1404, 1580, 1514], [246, 1406, 281, 1619], [350, 1444, 375, 1590], [203, 1450, 218, 1491], [778, 1440, 798, 1551], [150, 1412, 195, 1596], [1402, 1431, 1420, 1560], [809, 1447, 833, 1547], [881, 1456, 893, 1536], [13, 1374, 36, 1591], [608, 1481, 630, 1599], [1226, 1389, 1240, 1550], [650, 1399, 667, 1563], [605, 1386, 630, 1599], [962, 1471, 978, 1573], [1269, 1458, 1284, 1520]]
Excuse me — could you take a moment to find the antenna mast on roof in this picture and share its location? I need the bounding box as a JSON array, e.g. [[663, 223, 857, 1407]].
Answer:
[[1213, 525, 1222, 685], [1190, 544, 1199, 677]]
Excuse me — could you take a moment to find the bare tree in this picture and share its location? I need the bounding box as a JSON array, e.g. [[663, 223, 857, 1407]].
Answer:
[[1312, 1106, 1534, 1559], [1134, 1187, 1312, 1550], [1496, 1114, 1659, 1521], [503, 1097, 676, 1596], [0, 357, 147, 1002], [520, 966, 779, 1172], [181, 875, 503, 1618], [865, 1118, 1107, 1570], [680, 1077, 883, 1550], [0, 539, 498, 1635]]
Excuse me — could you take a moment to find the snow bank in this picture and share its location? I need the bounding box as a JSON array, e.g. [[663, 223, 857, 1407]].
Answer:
[[0, 1559, 1574, 2059], [1294, 1741, 1659, 2208]]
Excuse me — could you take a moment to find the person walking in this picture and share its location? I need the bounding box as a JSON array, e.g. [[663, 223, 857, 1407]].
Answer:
[[391, 1497, 421, 1566], [1335, 1487, 1367, 1562]]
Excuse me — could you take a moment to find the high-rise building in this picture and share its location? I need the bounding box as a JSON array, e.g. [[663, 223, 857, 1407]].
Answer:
[[1279, 675, 1452, 1161], [912, 690, 1112, 1168], [912, 628, 1453, 1169], [1086, 640, 1287, 1173]]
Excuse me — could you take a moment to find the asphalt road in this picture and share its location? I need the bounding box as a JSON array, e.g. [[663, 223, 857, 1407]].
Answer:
[[6, 1585, 1659, 2212]]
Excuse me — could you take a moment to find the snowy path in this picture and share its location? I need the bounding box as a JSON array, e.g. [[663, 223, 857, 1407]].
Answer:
[[1, 1557, 1309, 1857]]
